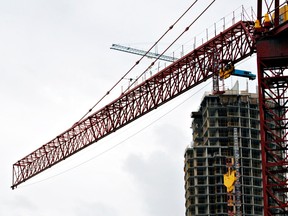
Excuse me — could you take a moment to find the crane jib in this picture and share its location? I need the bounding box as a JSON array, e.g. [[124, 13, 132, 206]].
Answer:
[[11, 21, 255, 189]]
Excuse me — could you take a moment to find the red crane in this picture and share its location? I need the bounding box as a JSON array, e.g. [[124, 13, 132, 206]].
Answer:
[[12, 1, 288, 215], [255, 1, 288, 215]]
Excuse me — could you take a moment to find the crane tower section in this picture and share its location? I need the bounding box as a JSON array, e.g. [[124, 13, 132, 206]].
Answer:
[[256, 0, 288, 214], [256, 22, 288, 216]]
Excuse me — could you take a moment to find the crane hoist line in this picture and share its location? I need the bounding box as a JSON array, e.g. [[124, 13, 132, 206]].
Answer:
[[11, 20, 255, 189], [75, 0, 210, 124]]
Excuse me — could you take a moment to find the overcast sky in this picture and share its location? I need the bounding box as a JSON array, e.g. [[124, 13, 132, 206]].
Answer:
[[0, 1, 258, 215]]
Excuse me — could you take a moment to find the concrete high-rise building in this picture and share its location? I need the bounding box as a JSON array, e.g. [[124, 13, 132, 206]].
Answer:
[[184, 86, 263, 215]]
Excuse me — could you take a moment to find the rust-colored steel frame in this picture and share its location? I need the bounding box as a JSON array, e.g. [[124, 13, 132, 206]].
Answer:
[[12, 21, 255, 189], [257, 1, 288, 215], [258, 64, 288, 215]]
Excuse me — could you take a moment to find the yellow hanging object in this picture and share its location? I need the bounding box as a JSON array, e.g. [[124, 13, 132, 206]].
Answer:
[[223, 169, 237, 192], [219, 64, 234, 79]]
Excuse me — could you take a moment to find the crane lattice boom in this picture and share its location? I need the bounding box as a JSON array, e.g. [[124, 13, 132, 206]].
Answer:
[[110, 44, 178, 62], [12, 21, 255, 189]]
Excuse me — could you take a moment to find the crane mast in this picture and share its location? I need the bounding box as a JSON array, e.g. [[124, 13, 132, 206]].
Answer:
[[255, 0, 288, 215], [223, 128, 242, 216], [233, 128, 241, 216]]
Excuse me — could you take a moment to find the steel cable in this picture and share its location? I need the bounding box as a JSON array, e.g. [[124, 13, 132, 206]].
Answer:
[[123, 0, 216, 94], [75, 0, 199, 125]]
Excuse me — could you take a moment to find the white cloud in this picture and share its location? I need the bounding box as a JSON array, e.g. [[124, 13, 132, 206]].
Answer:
[[123, 151, 185, 216], [74, 201, 118, 216]]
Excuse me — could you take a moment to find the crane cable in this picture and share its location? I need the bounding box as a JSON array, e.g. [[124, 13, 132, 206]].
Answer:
[[123, 0, 216, 94], [75, 0, 199, 125], [18, 80, 212, 189]]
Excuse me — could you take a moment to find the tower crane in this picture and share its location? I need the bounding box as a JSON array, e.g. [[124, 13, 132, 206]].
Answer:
[[11, 1, 288, 215], [110, 44, 256, 93], [110, 44, 178, 62]]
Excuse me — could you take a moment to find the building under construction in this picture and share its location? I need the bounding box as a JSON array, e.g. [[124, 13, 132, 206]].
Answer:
[[184, 85, 263, 215]]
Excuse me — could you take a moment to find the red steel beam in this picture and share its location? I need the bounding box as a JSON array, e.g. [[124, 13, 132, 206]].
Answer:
[[256, 21, 288, 215], [12, 21, 255, 189]]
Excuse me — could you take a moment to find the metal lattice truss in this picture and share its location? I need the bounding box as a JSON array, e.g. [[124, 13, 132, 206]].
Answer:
[[12, 21, 255, 189], [259, 65, 288, 215], [256, 1, 288, 214]]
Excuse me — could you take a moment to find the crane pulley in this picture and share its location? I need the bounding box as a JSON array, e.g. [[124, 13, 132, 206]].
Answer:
[[219, 63, 256, 80]]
